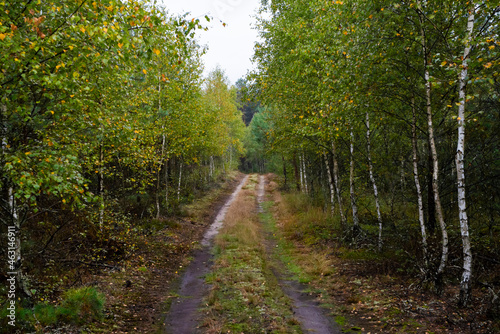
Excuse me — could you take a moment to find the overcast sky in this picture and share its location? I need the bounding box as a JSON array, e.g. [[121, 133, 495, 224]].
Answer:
[[159, 0, 262, 86]]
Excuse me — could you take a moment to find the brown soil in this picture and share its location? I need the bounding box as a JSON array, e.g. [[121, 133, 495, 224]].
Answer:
[[89, 172, 246, 333]]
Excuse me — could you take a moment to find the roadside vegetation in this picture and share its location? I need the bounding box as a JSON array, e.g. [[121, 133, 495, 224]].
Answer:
[[263, 175, 499, 333]]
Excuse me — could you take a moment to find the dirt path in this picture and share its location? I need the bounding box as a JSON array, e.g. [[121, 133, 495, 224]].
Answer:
[[257, 175, 341, 334], [163, 176, 249, 334]]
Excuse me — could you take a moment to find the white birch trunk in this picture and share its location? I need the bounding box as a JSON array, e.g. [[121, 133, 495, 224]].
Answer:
[[156, 71, 163, 219], [332, 141, 346, 225], [3, 107, 31, 297], [156, 134, 166, 219], [299, 154, 304, 193], [177, 161, 183, 202], [411, 97, 428, 264], [99, 144, 104, 229], [417, 0, 448, 282], [323, 151, 335, 216], [457, 4, 475, 306], [349, 131, 360, 229], [209, 155, 214, 180], [302, 152, 308, 194], [165, 156, 169, 209], [366, 113, 383, 250]]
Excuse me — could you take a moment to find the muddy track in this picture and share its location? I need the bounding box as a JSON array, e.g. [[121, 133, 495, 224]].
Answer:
[[163, 175, 249, 334], [257, 175, 341, 334]]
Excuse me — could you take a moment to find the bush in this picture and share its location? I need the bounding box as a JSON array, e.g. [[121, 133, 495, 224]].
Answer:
[[57, 286, 105, 324], [33, 303, 58, 326]]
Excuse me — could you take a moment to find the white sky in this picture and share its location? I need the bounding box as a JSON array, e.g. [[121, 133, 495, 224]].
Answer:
[[159, 0, 262, 86]]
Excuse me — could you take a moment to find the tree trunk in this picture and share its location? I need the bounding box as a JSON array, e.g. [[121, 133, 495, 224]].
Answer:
[[209, 155, 214, 180], [427, 147, 436, 234], [299, 153, 304, 193], [98, 144, 104, 229], [177, 161, 183, 202], [332, 141, 346, 226], [323, 151, 335, 216], [412, 97, 428, 264], [156, 134, 166, 219], [156, 72, 163, 219], [165, 155, 169, 210], [302, 152, 308, 194], [282, 155, 288, 189], [366, 113, 383, 250], [349, 131, 360, 231], [416, 1, 448, 290], [292, 154, 300, 191], [457, 4, 475, 307]]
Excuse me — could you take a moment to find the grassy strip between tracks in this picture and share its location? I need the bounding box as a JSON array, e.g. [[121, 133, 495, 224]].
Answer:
[[199, 174, 301, 334]]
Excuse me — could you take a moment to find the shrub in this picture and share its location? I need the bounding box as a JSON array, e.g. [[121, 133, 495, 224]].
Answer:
[[33, 303, 58, 326], [57, 287, 105, 324]]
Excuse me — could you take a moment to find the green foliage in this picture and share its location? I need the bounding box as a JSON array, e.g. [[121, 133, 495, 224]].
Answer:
[[58, 287, 105, 325], [251, 0, 500, 297], [0, 1, 244, 321], [0, 287, 104, 332]]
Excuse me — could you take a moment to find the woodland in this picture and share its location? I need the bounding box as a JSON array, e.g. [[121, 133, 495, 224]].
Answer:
[[1, 0, 500, 333]]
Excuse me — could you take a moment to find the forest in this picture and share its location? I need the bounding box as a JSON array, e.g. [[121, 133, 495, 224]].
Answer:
[[1, 0, 500, 333], [245, 0, 500, 329]]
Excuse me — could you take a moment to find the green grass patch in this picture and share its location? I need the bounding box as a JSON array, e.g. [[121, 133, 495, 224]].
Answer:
[[0, 286, 105, 333]]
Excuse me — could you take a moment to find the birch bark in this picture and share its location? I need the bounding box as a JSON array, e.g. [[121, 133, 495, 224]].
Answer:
[[456, 4, 475, 307], [366, 113, 383, 250], [177, 161, 183, 202], [349, 131, 360, 231], [332, 141, 346, 226], [323, 151, 335, 216], [416, 1, 448, 286], [412, 97, 428, 264], [302, 152, 308, 194]]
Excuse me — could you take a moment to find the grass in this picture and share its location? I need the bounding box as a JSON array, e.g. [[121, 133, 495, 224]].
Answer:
[[0, 287, 105, 333], [200, 175, 301, 333]]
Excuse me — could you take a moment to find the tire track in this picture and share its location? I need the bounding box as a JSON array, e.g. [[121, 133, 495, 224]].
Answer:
[[163, 175, 249, 334], [257, 174, 341, 334]]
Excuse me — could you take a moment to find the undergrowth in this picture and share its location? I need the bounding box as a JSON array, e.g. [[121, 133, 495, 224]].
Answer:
[[0, 286, 104, 333]]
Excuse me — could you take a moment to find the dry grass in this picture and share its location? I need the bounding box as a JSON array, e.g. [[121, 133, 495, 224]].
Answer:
[[200, 174, 300, 333], [216, 176, 262, 249]]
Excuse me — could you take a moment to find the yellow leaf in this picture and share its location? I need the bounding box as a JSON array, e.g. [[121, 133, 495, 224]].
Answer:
[[80, 27, 86, 33], [0, 33, 6, 40], [441, 61, 447, 66]]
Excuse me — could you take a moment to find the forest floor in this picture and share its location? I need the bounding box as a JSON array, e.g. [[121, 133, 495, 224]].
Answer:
[[82, 171, 247, 333], [72, 172, 498, 334]]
